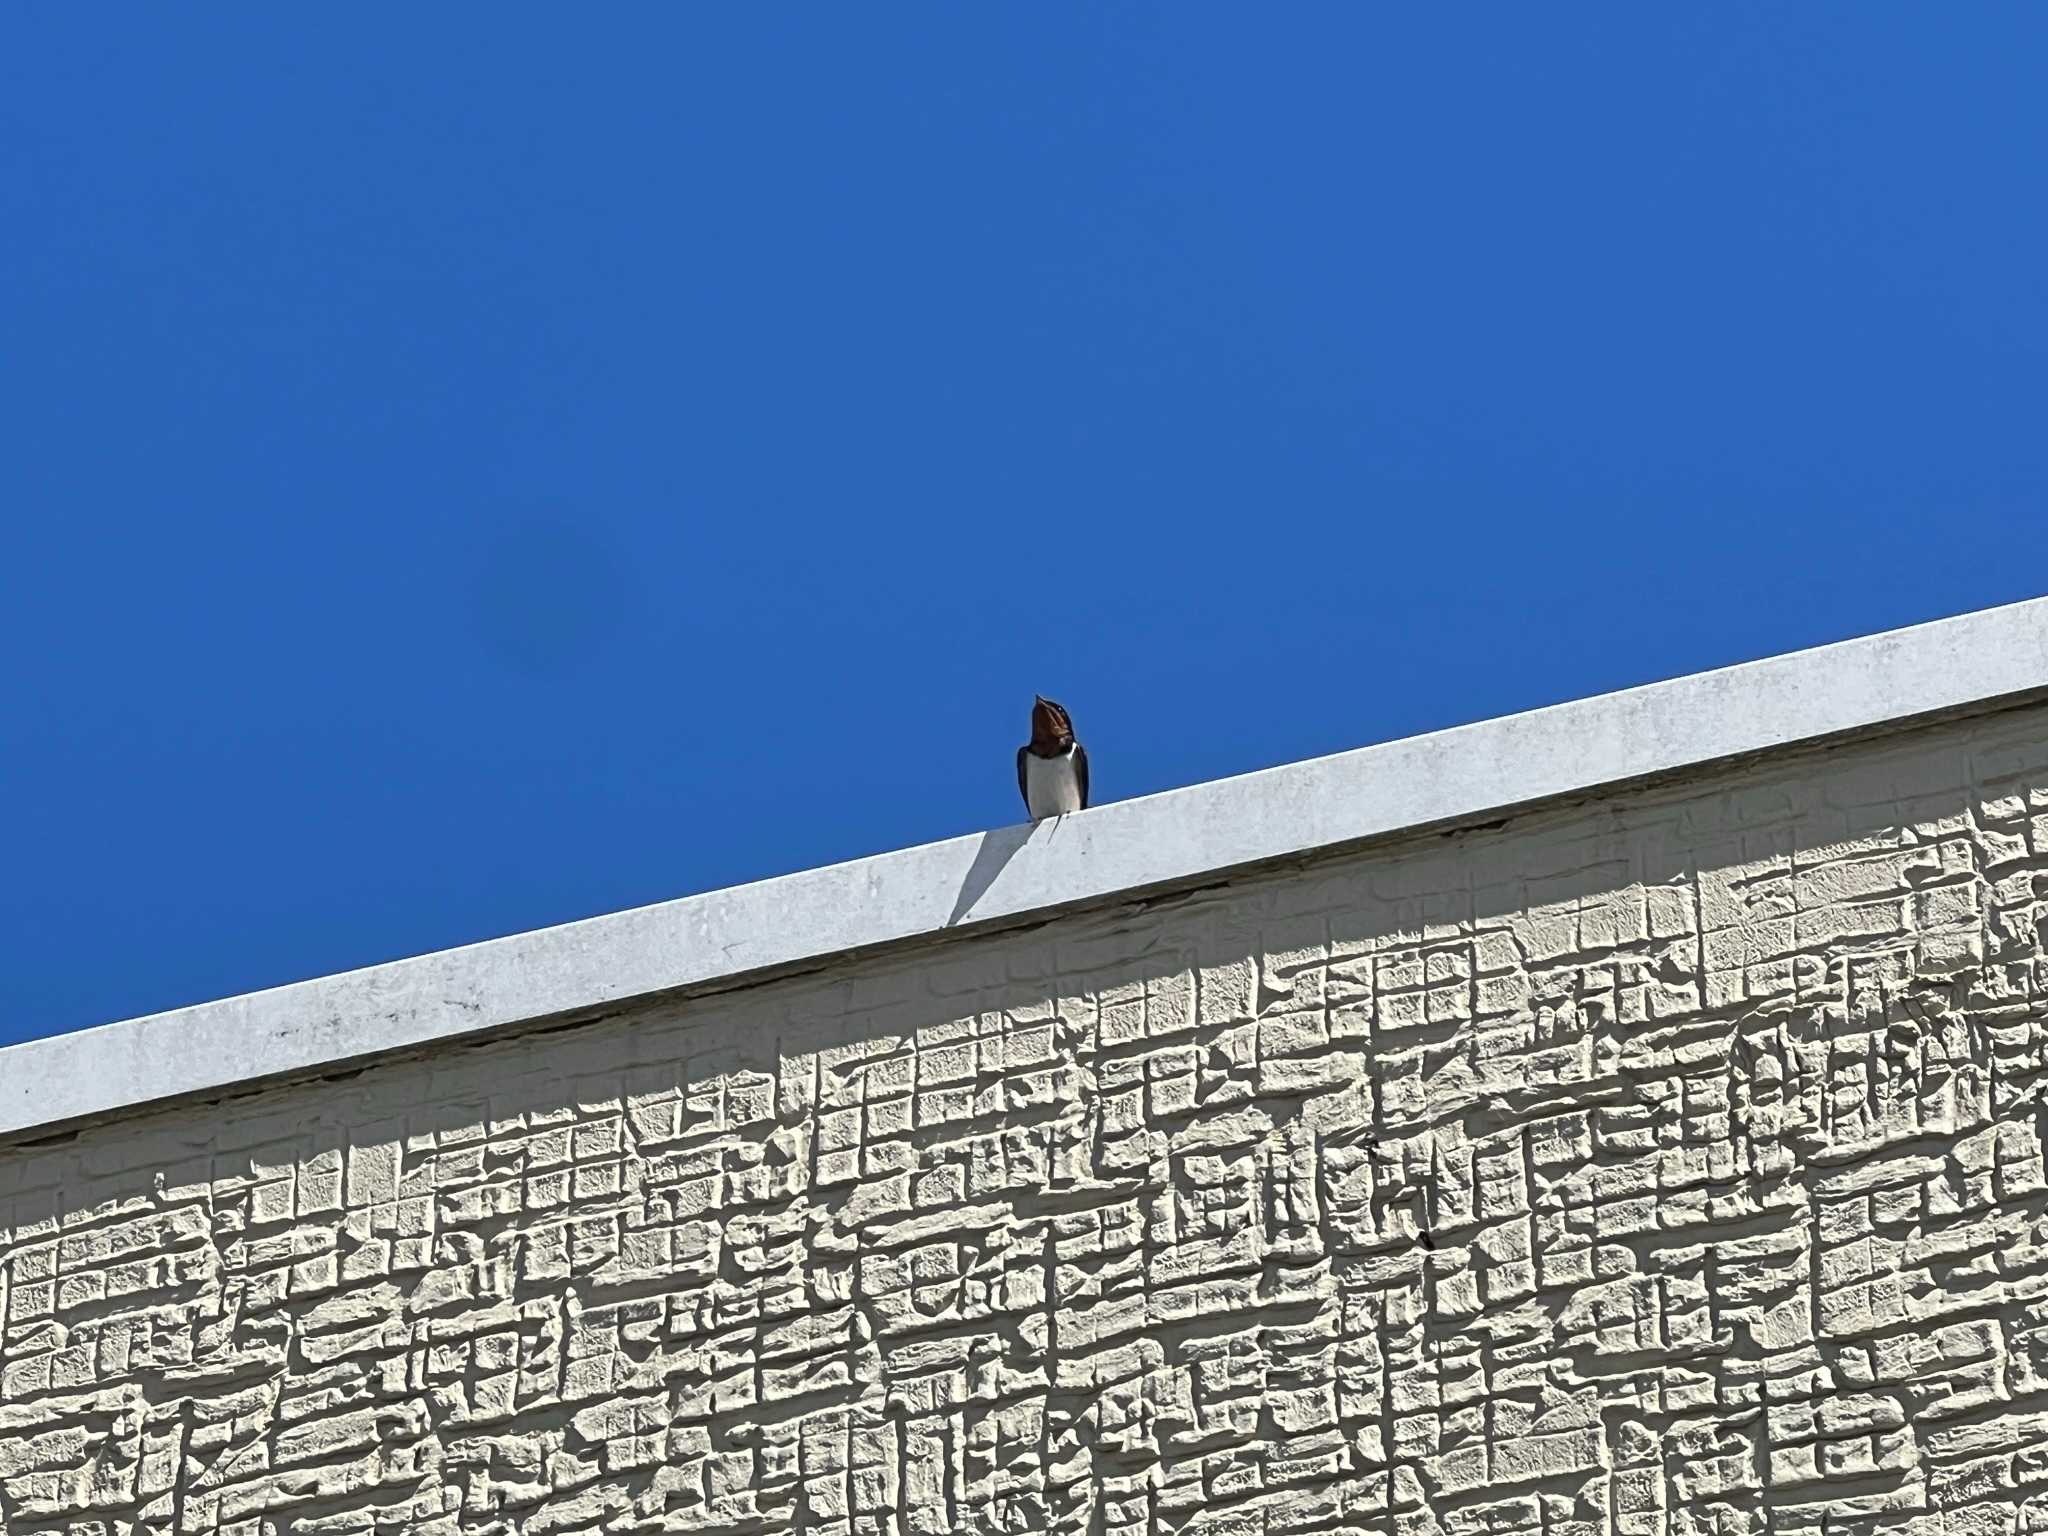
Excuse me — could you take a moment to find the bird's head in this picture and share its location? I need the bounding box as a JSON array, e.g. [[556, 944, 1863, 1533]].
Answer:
[[1030, 695, 1075, 751]]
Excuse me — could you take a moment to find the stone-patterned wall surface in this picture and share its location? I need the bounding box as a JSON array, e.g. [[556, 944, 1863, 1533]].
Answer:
[[10, 707, 2048, 1536]]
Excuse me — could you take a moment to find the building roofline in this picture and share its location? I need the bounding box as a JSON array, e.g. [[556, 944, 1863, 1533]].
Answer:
[[7, 596, 2048, 1143]]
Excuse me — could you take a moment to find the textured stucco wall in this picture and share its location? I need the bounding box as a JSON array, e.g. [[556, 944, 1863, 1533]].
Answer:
[[7, 705, 2048, 1535]]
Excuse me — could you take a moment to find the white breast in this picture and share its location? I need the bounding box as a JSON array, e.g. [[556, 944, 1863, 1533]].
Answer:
[[1024, 747, 1084, 819]]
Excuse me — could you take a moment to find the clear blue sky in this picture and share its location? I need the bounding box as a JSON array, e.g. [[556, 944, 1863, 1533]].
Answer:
[[5, 10, 2045, 1046]]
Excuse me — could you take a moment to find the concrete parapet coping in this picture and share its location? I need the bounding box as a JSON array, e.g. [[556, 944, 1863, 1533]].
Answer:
[[6, 596, 2048, 1142]]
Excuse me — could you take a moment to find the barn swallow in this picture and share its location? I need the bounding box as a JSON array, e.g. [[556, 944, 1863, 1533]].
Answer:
[[1018, 696, 1089, 820]]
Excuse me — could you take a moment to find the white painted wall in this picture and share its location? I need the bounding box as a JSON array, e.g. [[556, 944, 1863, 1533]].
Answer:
[[6, 701, 2048, 1533]]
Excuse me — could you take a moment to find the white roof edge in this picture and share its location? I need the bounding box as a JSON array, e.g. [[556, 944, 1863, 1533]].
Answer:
[[6, 596, 2048, 1142]]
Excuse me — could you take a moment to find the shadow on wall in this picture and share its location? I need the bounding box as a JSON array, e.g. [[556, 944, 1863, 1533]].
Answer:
[[4, 702, 2048, 1531], [945, 819, 1039, 929]]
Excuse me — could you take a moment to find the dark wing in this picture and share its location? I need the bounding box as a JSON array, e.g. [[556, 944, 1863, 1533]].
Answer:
[[1017, 746, 1031, 813], [1074, 743, 1090, 809]]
